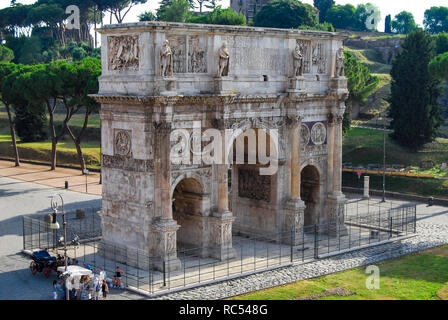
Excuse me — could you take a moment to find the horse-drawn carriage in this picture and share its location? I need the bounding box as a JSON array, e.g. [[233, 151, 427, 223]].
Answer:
[[29, 250, 65, 278]]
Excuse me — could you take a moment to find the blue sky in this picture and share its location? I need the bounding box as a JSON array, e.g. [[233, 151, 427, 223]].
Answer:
[[2, 0, 448, 32]]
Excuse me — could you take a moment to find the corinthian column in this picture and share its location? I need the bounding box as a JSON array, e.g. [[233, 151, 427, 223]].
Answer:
[[290, 117, 302, 200], [283, 116, 305, 243], [154, 121, 173, 220], [333, 114, 344, 197], [327, 113, 336, 195]]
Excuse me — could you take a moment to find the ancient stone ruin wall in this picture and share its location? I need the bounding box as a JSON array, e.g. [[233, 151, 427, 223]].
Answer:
[[99, 22, 345, 96], [94, 22, 349, 268]]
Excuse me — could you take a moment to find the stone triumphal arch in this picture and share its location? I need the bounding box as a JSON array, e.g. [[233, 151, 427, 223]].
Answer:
[[93, 22, 349, 270]]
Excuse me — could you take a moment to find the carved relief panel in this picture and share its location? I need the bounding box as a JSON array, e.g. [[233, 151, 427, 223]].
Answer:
[[114, 130, 132, 156], [166, 35, 208, 74], [188, 36, 207, 73], [167, 35, 186, 73], [300, 122, 327, 147], [238, 167, 271, 202], [312, 41, 327, 74], [107, 35, 139, 71], [296, 40, 312, 74]]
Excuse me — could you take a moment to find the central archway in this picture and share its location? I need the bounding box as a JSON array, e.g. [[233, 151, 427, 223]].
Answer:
[[300, 165, 320, 226], [229, 128, 279, 236], [172, 178, 205, 250]]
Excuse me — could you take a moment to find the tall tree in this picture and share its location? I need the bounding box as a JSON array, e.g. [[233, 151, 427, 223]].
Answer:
[[325, 4, 356, 30], [0, 45, 14, 62], [15, 63, 64, 170], [385, 14, 392, 33], [391, 11, 417, 34], [434, 32, 448, 55], [424, 6, 448, 34], [187, 7, 246, 25], [343, 51, 379, 134], [313, 0, 334, 24], [138, 10, 157, 21], [57, 58, 101, 172], [0, 63, 20, 166], [389, 29, 443, 148], [157, 0, 192, 23], [253, 0, 318, 29], [94, 0, 148, 24]]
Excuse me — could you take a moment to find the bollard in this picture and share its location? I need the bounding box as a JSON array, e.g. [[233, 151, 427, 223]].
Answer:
[[428, 197, 434, 207], [65, 181, 69, 189], [363, 176, 370, 199]]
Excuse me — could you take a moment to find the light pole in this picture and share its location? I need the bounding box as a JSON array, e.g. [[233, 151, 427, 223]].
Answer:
[[49, 193, 69, 300]]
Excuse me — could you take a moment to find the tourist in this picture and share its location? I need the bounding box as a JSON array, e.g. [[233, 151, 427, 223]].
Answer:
[[113, 266, 124, 289], [101, 280, 109, 300], [52, 280, 58, 300]]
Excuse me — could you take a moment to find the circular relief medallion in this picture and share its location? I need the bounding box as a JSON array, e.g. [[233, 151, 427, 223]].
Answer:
[[311, 122, 327, 145], [300, 124, 311, 146], [115, 130, 131, 156]]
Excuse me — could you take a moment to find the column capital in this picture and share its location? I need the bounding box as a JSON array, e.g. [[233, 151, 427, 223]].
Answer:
[[153, 121, 172, 134], [327, 112, 343, 126], [285, 115, 302, 129]]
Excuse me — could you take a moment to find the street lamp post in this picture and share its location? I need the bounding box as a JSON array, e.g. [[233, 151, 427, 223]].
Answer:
[[49, 193, 69, 300]]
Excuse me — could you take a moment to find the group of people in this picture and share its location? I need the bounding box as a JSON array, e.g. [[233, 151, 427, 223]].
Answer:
[[52, 266, 125, 300]]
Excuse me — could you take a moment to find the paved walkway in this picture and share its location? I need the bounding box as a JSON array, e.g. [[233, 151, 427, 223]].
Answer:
[[0, 160, 102, 196]]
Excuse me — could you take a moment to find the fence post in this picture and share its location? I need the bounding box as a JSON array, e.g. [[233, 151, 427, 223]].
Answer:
[[413, 206, 417, 234], [163, 260, 166, 287], [389, 210, 393, 239], [38, 220, 41, 249], [22, 217, 26, 251], [290, 230, 293, 263], [302, 226, 305, 262], [136, 250, 139, 289], [125, 247, 128, 288]]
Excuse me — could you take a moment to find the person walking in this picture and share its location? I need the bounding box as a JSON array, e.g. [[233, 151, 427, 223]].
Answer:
[[52, 280, 58, 300], [101, 280, 109, 300]]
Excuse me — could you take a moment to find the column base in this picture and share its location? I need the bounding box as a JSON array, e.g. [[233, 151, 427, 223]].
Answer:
[[150, 218, 182, 272], [208, 213, 236, 261], [325, 195, 348, 237], [282, 198, 305, 245]]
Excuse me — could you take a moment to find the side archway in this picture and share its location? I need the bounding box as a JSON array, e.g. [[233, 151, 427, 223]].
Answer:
[[300, 165, 321, 226], [172, 177, 208, 249]]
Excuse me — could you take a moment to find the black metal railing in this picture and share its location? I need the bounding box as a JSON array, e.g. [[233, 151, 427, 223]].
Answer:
[[22, 203, 416, 296]]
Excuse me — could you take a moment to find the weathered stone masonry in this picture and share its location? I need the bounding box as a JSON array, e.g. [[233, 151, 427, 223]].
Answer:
[[92, 22, 349, 271]]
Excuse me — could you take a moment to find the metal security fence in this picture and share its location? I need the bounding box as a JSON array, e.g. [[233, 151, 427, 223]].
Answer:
[[22, 203, 416, 296], [23, 207, 101, 251]]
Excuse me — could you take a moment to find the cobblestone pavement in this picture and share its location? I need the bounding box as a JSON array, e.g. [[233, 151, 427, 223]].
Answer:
[[151, 222, 448, 300]]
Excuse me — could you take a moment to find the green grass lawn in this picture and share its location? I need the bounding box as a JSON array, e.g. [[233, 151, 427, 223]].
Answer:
[[343, 127, 448, 167], [230, 245, 448, 300], [0, 105, 101, 168], [343, 172, 448, 198], [0, 131, 101, 168]]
